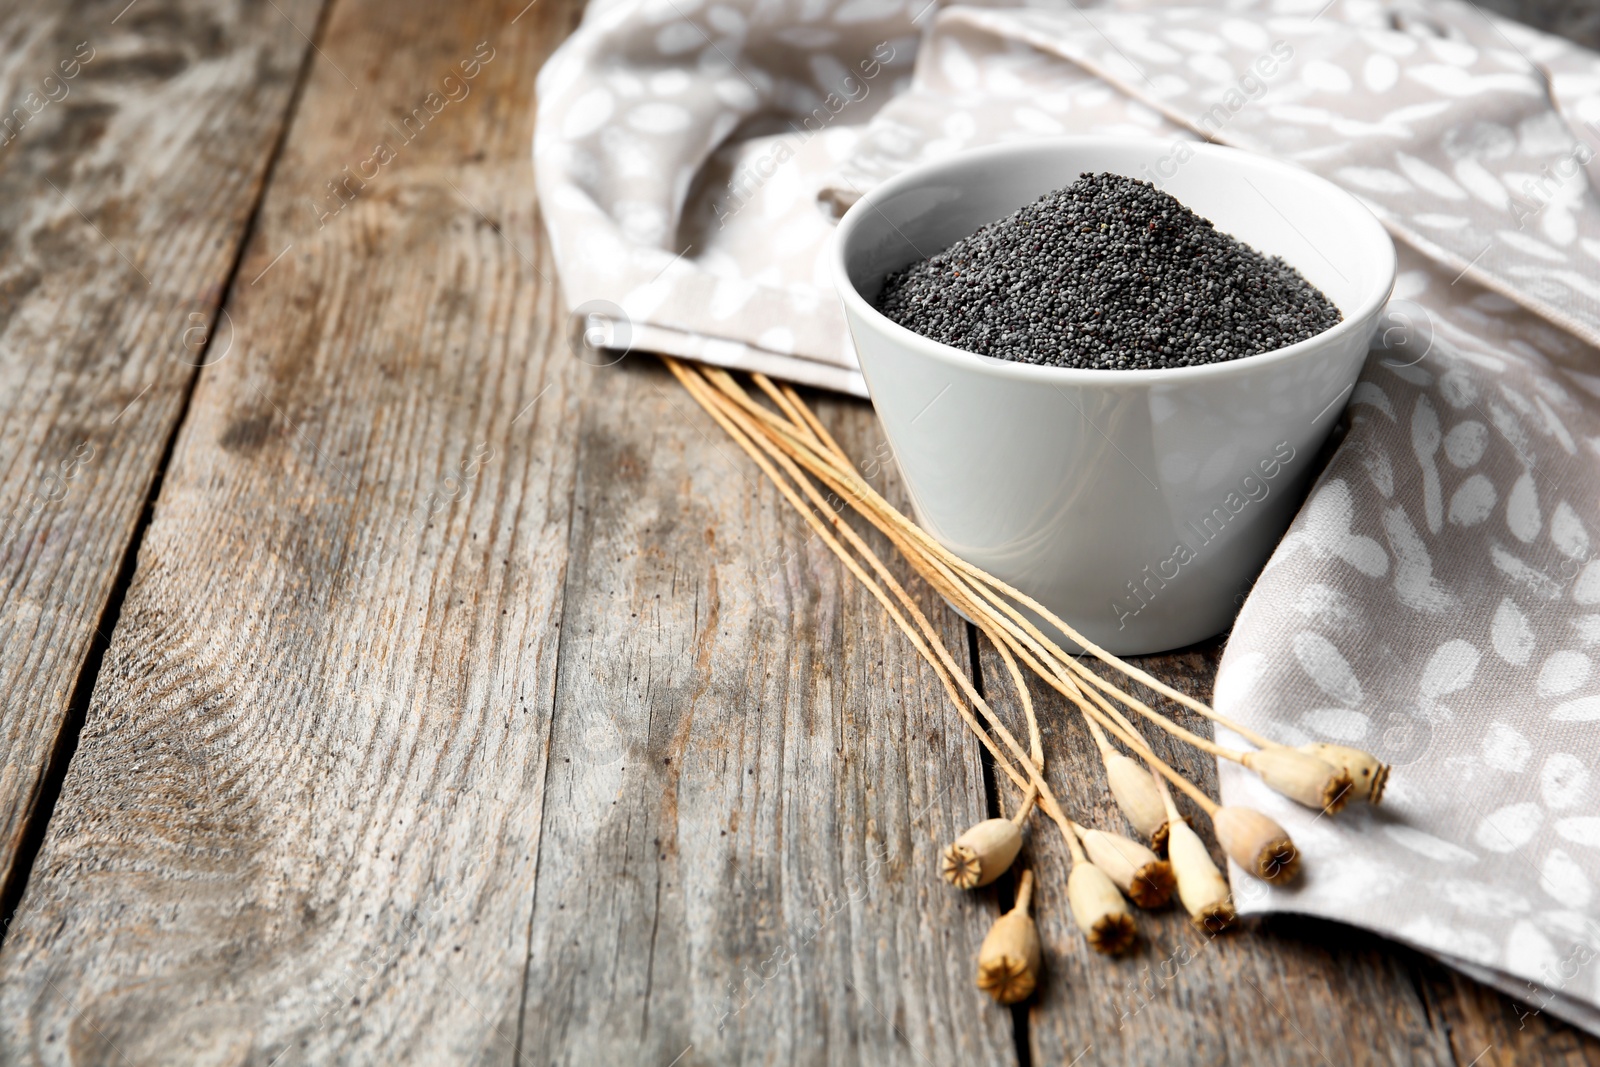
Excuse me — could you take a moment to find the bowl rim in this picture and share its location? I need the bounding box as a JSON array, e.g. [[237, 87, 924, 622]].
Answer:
[[829, 136, 1398, 386]]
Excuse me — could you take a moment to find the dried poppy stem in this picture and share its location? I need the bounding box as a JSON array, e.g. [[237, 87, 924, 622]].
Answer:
[[1010, 782, 1040, 824], [716, 388, 1359, 817], [748, 417, 1209, 816], [970, 609, 1220, 817], [685, 366, 1173, 970], [942, 786, 1038, 889], [977, 870, 1041, 1004], [700, 367, 1258, 841], [679, 365, 1204, 960], [1239, 747, 1353, 815], [1214, 806, 1300, 884], [1159, 779, 1236, 932], [675, 362, 1066, 839], [708, 376, 1267, 779], [723, 374, 1383, 791], [761, 369, 1062, 798], [1300, 741, 1389, 804], [886, 524, 1220, 832], [1072, 822, 1175, 909], [1052, 810, 1138, 954], [700, 379, 1182, 711], [992, 629, 1045, 771], [674, 360, 1320, 947], [668, 365, 984, 761]]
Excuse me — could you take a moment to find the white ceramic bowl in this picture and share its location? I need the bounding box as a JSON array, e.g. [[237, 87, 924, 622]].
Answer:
[[831, 138, 1395, 654]]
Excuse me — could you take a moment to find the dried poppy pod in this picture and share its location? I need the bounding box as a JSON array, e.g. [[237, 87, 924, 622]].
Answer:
[[1298, 742, 1389, 805], [1166, 819, 1236, 932], [941, 818, 1023, 889], [977, 870, 1041, 1004], [1240, 747, 1352, 814], [1076, 825, 1175, 908], [1104, 753, 1167, 844], [1067, 862, 1138, 954], [1214, 806, 1299, 884]]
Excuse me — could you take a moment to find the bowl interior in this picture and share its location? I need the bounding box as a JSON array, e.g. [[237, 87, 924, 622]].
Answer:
[[838, 138, 1393, 353]]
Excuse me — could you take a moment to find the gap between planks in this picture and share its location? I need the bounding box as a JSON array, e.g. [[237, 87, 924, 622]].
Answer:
[[0, 0, 333, 942], [0, 0, 335, 949]]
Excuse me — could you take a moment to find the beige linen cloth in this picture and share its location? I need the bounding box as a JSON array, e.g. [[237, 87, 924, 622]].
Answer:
[[535, 0, 1600, 1034]]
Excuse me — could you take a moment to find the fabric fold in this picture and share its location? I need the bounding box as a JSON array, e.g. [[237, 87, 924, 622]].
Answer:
[[535, 0, 1600, 1034]]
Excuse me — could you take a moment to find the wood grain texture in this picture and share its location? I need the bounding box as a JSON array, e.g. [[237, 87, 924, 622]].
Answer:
[[1476, 0, 1600, 51], [1418, 962, 1600, 1067], [965, 641, 1446, 1066], [3, 0, 1600, 1061], [515, 372, 1015, 1066], [0, 0, 323, 912], [994, 640, 1600, 1066], [0, 0, 585, 1062]]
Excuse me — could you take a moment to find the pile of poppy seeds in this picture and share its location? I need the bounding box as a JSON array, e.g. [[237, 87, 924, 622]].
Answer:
[[876, 173, 1342, 370]]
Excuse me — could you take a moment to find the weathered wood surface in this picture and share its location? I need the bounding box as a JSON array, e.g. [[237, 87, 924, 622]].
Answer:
[[1477, 0, 1600, 51], [0, 0, 585, 1061], [1422, 965, 1600, 1067], [980, 643, 1448, 1066], [0, 0, 324, 916], [2, 0, 1600, 1063], [0, 0, 1013, 1063], [983, 639, 1600, 1066], [514, 371, 1013, 1066]]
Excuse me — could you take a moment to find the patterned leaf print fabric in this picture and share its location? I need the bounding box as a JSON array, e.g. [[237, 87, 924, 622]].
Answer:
[[534, 0, 1600, 1032], [1217, 254, 1600, 1035]]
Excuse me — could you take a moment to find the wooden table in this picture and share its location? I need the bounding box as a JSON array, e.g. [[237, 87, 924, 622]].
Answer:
[[0, 0, 1596, 1063]]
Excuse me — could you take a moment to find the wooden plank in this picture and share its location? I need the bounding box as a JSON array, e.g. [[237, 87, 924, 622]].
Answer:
[[5, 0, 1592, 1063], [1477, 0, 1600, 50], [0, 0, 588, 1062], [994, 642, 1600, 1065], [515, 377, 1016, 1065], [979, 643, 1454, 1066], [1418, 962, 1600, 1066], [0, 0, 325, 913]]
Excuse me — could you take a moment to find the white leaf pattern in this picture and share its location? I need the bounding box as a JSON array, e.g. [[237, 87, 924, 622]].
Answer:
[[1552, 501, 1590, 559], [1443, 420, 1488, 468], [537, 0, 1600, 1028], [1421, 638, 1481, 708], [1413, 396, 1444, 533], [1483, 721, 1532, 772], [1476, 803, 1543, 853], [1277, 480, 1390, 578], [1540, 849, 1592, 907], [1449, 472, 1498, 526], [1506, 470, 1542, 543], [1556, 818, 1600, 848], [1293, 632, 1364, 706], [1384, 826, 1477, 865], [1538, 650, 1592, 697], [1543, 754, 1592, 810], [1385, 505, 1454, 612], [1492, 597, 1535, 665]]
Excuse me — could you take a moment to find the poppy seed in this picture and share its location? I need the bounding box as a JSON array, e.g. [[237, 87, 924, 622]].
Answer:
[[875, 172, 1342, 371]]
